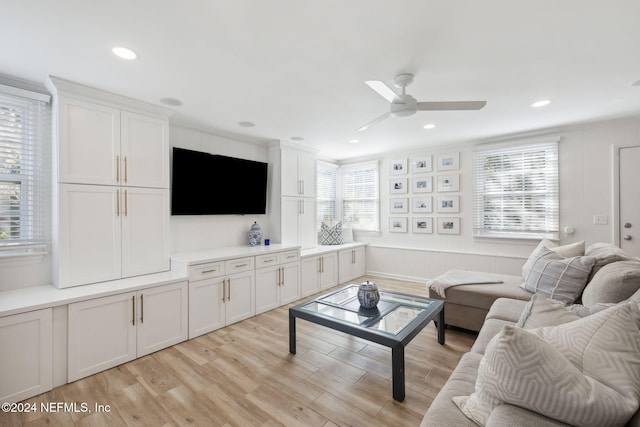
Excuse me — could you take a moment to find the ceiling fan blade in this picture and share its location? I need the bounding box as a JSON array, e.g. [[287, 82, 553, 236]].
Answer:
[[417, 101, 487, 111], [365, 80, 398, 103], [358, 112, 390, 131]]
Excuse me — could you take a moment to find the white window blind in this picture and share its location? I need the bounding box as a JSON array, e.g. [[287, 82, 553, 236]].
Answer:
[[0, 86, 50, 254], [340, 161, 379, 231], [316, 161, 338, 231], [473, 141, 559, 240]]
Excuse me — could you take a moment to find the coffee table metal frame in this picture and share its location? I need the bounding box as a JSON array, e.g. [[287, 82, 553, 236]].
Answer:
[[289, 284, 445, 402]]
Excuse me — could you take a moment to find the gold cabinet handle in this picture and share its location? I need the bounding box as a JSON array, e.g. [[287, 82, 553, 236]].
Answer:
[[221, 278, 226, 302], [124, 156, 128, 183], [116, 189, 120, 216], [227, 278, 231, 301], [116, 155, 120, 183], [140, 294, 144, 323], [124, 190, 128, 216], [202, 269, 218, 274], [131, 295, 135, 325]]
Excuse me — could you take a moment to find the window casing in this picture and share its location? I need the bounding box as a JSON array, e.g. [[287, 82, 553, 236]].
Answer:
[[0, 84, 50, 255], [472, 140, 559, 240]]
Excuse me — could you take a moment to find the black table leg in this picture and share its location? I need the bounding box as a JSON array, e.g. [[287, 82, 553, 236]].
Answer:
[[289, 310, 296, 354], [391, 344, 405, 402], [437, 307, 445, 345]]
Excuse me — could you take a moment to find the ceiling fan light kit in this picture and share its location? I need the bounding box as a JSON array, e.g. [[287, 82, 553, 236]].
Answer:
[[359, 73, 486, 130]]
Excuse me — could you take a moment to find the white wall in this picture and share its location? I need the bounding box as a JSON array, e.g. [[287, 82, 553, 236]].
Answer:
[[169, 125, 271, 254], [359, 116, 640, 281]]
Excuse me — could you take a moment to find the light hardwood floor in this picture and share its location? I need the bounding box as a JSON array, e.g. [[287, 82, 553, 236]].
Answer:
[[2, 276, 476, 427]]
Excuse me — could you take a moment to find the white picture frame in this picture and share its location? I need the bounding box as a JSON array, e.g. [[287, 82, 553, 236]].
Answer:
[[412, 196, 432, 213], [411, 156, 432, 174], [437, 195, 460, 213], [389, 217, 408, 233], [437, 152, 460, 171], [412, 217, 433, 234], [390, 197, 408, 213], [390, 178, 408, 194], [412, 176, 432, 193], [437, 217, 460, 234], [389, 158, 408, 175], [437, 174, 460, 192]]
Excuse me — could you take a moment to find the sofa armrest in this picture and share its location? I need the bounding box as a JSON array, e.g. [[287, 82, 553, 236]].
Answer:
[[486, 404, 571, 427]]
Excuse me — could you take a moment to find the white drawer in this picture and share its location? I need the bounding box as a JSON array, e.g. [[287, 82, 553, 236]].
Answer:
[[255, 254, 279, 269], [280, 250, 300, 264], [189, 261, 225, 281], [225, 257, 254, 274]]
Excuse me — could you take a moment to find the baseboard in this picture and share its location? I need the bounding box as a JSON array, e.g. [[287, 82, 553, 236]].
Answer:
[[365, 270, 428, 284]]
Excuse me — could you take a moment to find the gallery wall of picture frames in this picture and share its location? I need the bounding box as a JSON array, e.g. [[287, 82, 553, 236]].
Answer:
[[388, 152, 461, 235]]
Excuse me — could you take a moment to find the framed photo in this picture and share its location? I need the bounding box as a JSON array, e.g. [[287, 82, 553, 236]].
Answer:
[[437, 196, 460, 213], [389, 158, 408, 175], [412, 217, 433, 234], [437, 217, 460, 235], [437, 174, 460, 192], [412, 176, 432, 193], [390, 197, 408, 213], [389, 217, 408, 233], [411, 156, 432, 174], [437, 152, 460, 171], [412, 196, 432, 213], [390, 178, 408, 194]]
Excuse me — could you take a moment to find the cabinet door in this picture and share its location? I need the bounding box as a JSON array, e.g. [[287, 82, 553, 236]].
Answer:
[[300, 256, 320, 297], [352, 246, 366, 279], [255, 265, 280, 314], [58, 184, 121, 287], [0, 309, 52, 403], [225, 270, 255, 325], [281, 198, 301, 246], [299, 199, 317, 249], [319, 252, 339, 290], [68, 292, 136, 382], [120, 111, 169, 189], [58, 97, 121, 185], [281, 149, 301, 197], [137, 281, 188, 357], [189, 277, 226, 338], [338, 249, 354, 284], [297, 151, 317, 198], [280, 261, 301, 305], [121, 188, 170, 277]]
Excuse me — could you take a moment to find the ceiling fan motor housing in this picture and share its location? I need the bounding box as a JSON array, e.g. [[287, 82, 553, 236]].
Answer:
[[390, 94, 417, 117]]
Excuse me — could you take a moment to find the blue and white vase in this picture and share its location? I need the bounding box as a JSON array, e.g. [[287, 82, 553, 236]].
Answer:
[[249, 221, 263, 246], [357, 280, 380, 309]]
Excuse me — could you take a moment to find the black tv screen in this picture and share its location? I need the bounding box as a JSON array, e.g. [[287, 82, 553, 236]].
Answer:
[[171, 147, 268, 215]]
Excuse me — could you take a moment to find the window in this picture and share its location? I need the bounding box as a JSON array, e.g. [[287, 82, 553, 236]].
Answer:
[[0, 84, 50, 255], [339, 161, 379, 232], [472, 140, 559, 240], [316, 161, 338, 230]]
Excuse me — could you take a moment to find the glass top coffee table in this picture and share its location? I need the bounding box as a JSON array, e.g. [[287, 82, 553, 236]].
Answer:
[[289, 284, 445, 402]]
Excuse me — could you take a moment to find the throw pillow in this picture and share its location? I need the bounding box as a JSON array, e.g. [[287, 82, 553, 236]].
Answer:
[[341, 224, 354, 243], [320, 222, 343, 245], [585, 242, 633, 280], [581, 260, 640, 306], [521, 239, 585, 279], [454, 302, 640, 427], [520, 248, 595, 304], [517, 292, 581, 328]]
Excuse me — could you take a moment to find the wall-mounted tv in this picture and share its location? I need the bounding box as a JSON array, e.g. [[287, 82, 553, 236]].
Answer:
[[171, 147, 268, 215]]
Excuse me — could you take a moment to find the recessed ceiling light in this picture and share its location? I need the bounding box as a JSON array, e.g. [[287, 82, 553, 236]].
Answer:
[[160, 97, 182, 107], [423, 123, 436, 129], [348, 139, 359, 144], [531, 99, 551, 108], [291, 136, 304, 141], [238, 121, 255, 127], [112, 46, 138, 60]]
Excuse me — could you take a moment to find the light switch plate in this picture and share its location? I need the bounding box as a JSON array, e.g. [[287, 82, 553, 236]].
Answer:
[[593, 215, 608, 225]]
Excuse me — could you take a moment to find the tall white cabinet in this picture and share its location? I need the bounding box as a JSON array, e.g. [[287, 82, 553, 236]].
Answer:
[[268, 141, 318, 250], [47, 77, 172, 288]]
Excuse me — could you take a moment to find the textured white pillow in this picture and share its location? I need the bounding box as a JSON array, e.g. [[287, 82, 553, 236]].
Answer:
[[521, 248, 595, 303], [522, 239, 585, 279], [517, 292, 581, 328], [341, 224, 354, 243], [454, 302, 640, 427]]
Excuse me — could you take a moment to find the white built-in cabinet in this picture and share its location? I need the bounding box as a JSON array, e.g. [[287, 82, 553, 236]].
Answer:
[[67, 280, 188, 382], [300, 252, 338, 297], [48, 77, 172, 288], [281, 148, 317, 198], [187, 257, 256, 338], [255, 250, 300, 314], [0, 309, 53, 403], [338, 245, 366, 284], [281, 198, 317, 250]]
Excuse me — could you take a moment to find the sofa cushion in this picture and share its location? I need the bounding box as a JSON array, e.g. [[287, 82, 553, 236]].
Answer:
[[522, 239, 585, 279], [470, 318, 512, 355], [485, 298, 528, 323], [517, 292, 581, 328], [521, 248, 595, 304], [486, 404, 571, 427], [581, 260, 640, 307], [454, 302, 640, 427], [585, 242, 633, 280], [434, 274, 531, 311]]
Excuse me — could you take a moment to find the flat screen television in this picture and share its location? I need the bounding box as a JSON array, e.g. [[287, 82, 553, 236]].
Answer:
[[171, 147, 268, 215]]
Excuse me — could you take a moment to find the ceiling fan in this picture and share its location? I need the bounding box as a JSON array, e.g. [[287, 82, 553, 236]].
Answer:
[[358, 73, 486, 131]]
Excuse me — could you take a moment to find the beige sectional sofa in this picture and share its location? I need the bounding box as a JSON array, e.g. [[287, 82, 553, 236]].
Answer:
[[422, 242, 640, 427]]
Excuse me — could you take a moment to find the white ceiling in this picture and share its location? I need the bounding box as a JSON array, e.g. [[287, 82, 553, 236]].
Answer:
[[3, 1, 640, 160]]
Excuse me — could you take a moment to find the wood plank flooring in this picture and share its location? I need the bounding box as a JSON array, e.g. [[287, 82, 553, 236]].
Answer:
[[2, 276, 476, 427]]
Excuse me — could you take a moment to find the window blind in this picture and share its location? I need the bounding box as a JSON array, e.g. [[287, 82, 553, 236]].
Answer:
[[472, 141, 559, 239], [0, 88, 50, 253], [316, 161, 338, 231], [340, 161, 379, 231]]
